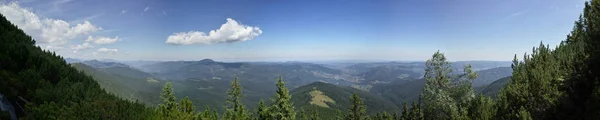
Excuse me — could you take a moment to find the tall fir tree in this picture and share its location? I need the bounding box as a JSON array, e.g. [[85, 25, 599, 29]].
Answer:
[[224, 76, 249, 120], [270, 76, 296, 120], [400, 102, 409, 120], [158, 82, 179, 120], [198, 106, 219, 120], [345, 93, 366, 120], [179, 96, 195, 120], [256, 99, 270, 120]]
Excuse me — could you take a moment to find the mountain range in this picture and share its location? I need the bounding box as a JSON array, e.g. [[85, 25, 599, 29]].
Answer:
[[69, 58, 513, 113]]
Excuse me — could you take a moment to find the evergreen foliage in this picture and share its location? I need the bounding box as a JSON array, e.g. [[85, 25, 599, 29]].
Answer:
[[269, 76, 296, 120], [345, 93, 367, 120], [224, 76, 249, 120]]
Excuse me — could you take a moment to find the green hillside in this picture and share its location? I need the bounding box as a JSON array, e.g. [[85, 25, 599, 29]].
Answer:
[[370, 79, 426, 106], [0, 14, 154, 119], [475, 76, 511, 98], [71, 63, 163, 105], [72, 62, 272, 112]]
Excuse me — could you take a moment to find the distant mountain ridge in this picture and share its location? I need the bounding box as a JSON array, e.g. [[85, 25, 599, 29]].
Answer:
[[80, 60, 130, 68]]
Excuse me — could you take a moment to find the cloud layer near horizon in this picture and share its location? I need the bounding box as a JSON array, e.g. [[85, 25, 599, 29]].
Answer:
[[166, 18, 262, 45]]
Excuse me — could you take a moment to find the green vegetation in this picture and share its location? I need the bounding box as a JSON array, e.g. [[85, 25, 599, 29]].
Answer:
[[0, 12, 155, 119]]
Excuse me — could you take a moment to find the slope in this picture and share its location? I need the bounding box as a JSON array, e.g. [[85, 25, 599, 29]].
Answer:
[[369, 79, 426, 106], [291, 82, 398, 118], [475, 76, 511, 98], [0, 14, 154, 119], [71, 63, 163, 105], [472, 67, 513, 87]]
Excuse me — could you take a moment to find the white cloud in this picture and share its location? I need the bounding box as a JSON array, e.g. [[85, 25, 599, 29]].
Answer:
[[86, 36, 119, 44], [144, 7, 149, 12], [120, 9, 127, 14], [0, 2, 102, 45], [70, 42, 94, 53], [166, 18, 262, 45], [162, 10, 167, 15], [94, 48, 118, 55]]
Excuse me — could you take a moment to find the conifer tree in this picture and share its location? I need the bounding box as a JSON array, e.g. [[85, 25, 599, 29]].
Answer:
[[345, 93, 366, 120], [400, 103, 409, 120], [270, 76, 296, 120], [179, 96, 195, 120], [468, 94, 495, 120], [198, 106, 219, 120], [224, 76, 249, 120], [158, 82, 179, 120], [408, 102, 423, 120], [256, 99, 270, 120], [420, 51, 476, 120]]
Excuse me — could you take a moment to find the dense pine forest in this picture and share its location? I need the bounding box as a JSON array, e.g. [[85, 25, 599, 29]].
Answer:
[[1, 0, 600, 120]]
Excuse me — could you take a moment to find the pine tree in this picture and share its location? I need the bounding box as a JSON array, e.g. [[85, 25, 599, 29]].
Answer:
[[495, 43, 564, 119], [198, 106, 219, 120], [420, 51, 476, 120], [179, 96, 195, 120], [400, 102, 409, 120], [468, 94, 495, 120], [224, 76, 249, 120], [158, 82, 179, 120], [345, 93, 366, 120], [270, 76, 296, 120], [408, 102, 423, 120], [256, 99, 270, 120]]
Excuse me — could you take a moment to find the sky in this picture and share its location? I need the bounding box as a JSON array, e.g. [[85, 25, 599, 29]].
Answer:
[[0, 0, 588, 61]]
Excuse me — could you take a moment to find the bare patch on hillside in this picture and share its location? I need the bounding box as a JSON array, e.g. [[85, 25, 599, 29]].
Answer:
[[309, 89, 335, 108], [146, 78, 159, 83]]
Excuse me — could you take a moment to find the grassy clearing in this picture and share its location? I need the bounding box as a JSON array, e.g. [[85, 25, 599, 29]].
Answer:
[[309, 90, 335, 108]]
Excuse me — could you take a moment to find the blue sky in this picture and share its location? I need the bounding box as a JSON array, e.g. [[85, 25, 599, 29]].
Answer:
[[0, 0, 587, 61]]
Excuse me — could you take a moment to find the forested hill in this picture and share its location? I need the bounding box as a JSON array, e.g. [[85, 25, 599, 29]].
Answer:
[[0, 14, 154, 119]]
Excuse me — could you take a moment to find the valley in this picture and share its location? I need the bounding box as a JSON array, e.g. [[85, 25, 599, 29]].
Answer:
[[70, 58, 513, 113]]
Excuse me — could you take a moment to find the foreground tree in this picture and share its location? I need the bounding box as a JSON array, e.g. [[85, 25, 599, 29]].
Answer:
[[345, 93, 366, 120], [468, 94, 495, 120], [256, 99, 270, 120], [400, 103, 409, 120], [179, 97, 195, 120], [224, 76, 249, 120], [198, 106, 219, 120], [270, 76, 296, 120], [420, 51, 477, 120], [157, 82, 179, 119]]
